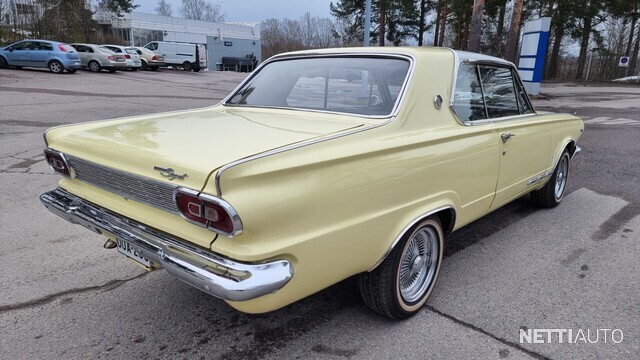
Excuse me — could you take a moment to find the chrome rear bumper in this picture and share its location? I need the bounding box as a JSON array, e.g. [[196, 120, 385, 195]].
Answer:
[[40, 188, 293, 301]]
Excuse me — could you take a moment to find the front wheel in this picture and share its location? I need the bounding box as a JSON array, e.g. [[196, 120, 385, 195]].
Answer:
[[359, 216, 444, 319], [48, 60, 63, 74], [531, 150, 570, 208]]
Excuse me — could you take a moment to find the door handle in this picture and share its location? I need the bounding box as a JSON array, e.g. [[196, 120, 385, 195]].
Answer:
[[501, 132, 515, 143]]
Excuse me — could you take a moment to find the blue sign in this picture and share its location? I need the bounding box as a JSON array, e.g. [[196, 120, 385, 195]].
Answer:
[[517, 18, 551, 96]]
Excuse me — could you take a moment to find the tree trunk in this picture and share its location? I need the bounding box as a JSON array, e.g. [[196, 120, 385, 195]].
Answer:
[[379, 1, 386, 46], [547, 16, 565, 79], [504, 0, 523, 62], [434, 1, 442, 46], [468, 0, 485, 52], [575, 16, 592, 80], [629, 22, 640, 77], [626, 15, 638, 56], [497, 0, 506, 39], [418, 0, 426, 46], [438, 3, 448, 47]]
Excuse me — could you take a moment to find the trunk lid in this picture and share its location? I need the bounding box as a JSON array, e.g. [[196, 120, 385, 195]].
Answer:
[[46, 106, 367, 191]]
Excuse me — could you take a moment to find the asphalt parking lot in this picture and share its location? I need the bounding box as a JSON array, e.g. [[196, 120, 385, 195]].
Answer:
[[1, 68, 639, 359]]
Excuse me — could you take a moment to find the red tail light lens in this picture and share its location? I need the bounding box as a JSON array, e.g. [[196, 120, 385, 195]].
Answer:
[[44, 149, 75, 178], [151, 55, 157, 60], [58, 44, 67, 52], [108, 55, 114, 60], [124, 54, 131, 59], [174, 188, 242, 237]]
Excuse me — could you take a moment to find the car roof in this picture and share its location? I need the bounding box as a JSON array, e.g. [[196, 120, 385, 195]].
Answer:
[[270, 47, 515, 68]]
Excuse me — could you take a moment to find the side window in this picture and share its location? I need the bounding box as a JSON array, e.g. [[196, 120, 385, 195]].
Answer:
[[39, 42, 53, 51], [479, 66, 520, 119], [14, 41, 30, 50], [453, 64, 486, 122], [146, 43, 158, 51], [513, 72, 533, 114]]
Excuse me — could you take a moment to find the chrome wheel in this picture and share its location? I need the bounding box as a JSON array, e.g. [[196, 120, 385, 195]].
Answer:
[[399, 227, 438, 303], [89, 61, 100, 72], [554, 155, 568, 199]]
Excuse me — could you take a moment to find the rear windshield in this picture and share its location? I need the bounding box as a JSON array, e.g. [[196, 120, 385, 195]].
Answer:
[[225, 56, 411, 117], [125, 49, 137, 55]]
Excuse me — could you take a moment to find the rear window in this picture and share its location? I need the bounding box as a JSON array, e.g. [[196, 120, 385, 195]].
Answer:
[[225, 56, 411, 117], [125, 49, 137, 55]]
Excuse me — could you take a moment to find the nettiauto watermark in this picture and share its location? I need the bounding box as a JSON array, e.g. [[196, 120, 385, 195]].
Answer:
[[519, 327, 624, 344]]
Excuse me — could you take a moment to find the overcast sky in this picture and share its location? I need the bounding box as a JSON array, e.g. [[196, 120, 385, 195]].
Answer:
[[134, 0, 335, 22]]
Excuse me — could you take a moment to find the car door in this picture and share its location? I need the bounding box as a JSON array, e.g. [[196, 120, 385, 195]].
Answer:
[[30, 41, 53, 68], [5, 41, 31, 66], [479, 65, 552, 209], [73, 45, 88, 66]]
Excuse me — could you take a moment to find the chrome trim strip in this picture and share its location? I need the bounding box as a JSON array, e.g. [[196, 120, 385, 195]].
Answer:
[[40, 188, 292, 301], [173, 187, 243, 237], [214, 53, 417, 197], [527, 172, 548, 185], [367, 206, 455, 272]]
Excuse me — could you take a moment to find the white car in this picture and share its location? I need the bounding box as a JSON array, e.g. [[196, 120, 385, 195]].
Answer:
[[100, 44, 142, 71]]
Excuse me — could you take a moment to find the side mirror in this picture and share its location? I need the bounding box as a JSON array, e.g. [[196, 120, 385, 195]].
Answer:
[[8, 47, 14, 52]]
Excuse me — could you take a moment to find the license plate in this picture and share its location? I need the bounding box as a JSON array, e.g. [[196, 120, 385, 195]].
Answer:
[[116, 238, 151, 267]]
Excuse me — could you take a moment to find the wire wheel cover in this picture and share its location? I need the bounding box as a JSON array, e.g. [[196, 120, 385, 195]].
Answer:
[[399, 227, 439, 303]]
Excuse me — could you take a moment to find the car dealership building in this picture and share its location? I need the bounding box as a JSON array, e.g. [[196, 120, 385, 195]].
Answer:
[[95, 12, 261, 71]]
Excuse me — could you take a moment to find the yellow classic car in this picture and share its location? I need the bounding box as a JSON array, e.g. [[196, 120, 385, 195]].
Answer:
[[40, 47, 583, 319]]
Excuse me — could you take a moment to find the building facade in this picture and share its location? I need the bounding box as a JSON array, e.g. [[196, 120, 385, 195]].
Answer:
[[95, 12, 261, 71]]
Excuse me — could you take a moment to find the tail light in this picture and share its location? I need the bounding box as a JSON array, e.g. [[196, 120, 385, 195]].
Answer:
[[124, 54, 130, 59], [151, 55, 157, 61], [174, 188, 242, 237], [44, 149, 75, 178], [58, 44, 67, 52], [108, 55, 114, 60]]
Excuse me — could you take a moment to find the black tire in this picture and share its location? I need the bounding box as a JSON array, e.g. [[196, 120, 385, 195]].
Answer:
[[182, 61, 193, 71], [193, 67, 201, 72], [88, 60, 101, 72], [131, 67, 138, 71], [108, 69, 117, 73], [150, 66, 158, 71], [16, 66, 23, 69], [48, 60, 63, 74], [531, 150, 570, 208], [0, 57, 7, 68], [359, 216, 444, 320], [67, 68, 77, 73], [141, 60, 147, 70]]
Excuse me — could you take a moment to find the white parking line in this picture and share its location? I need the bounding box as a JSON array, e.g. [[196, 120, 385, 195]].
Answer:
[[582, 116, 640, 126]]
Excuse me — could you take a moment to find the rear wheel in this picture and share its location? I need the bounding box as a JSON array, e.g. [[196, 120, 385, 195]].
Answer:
[[182, 61, 193, 71], [359, 216, 444, 319], [531, 150, 570, 208], [150, 66, 158, 71], [0, 57, 6, 68], [48, 60, 63, 74], [88, 60, 101, 72], [141, 60, 147, 70]]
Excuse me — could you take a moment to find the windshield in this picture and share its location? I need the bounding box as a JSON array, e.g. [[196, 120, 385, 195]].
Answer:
[[225, 56, 411, 116]]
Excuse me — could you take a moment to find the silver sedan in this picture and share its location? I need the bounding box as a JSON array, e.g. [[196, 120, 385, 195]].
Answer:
[[70, 43, 127, 73]]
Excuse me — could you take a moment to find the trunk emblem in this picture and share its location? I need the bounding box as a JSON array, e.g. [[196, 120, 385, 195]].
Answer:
[[153, 166, 188, 181]]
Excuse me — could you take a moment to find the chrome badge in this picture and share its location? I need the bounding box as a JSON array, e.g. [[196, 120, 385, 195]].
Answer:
[[153, 166, 188, 181]]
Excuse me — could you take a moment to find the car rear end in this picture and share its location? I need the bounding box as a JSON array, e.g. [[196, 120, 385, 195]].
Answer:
[[54, 42, 81, 70], [124, 48, 142, 70], [98, 47, 127, 70], [135, 47, 165, 70]]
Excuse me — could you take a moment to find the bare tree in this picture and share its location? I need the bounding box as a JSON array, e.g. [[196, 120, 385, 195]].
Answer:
[[155, 0, 172, 17], [181, 0, 223, 22]]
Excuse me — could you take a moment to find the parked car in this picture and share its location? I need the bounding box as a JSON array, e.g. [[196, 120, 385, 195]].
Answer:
[[130, 47, 165, 70], [100, 44, 142, 70], [143, 41, 206, 72], [0, 39, 80, 74], [70, 43, 127, 73], [40, 48, 583, 319]]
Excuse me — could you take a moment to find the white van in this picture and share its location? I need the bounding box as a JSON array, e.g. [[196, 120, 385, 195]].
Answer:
[[143, 41, 207, 72]]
